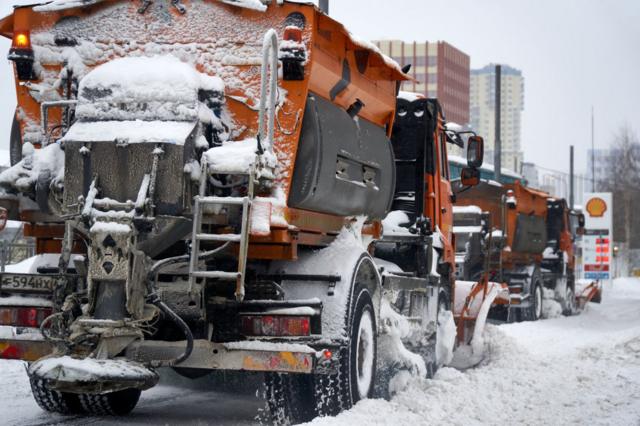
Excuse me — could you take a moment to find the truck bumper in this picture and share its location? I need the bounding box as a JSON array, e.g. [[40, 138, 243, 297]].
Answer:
[[126, 339, 330, 374]]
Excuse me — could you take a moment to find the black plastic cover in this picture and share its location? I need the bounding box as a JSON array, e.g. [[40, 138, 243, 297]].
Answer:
[[288, 94, 395, 219]]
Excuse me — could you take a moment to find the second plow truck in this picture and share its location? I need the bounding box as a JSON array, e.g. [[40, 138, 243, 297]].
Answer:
[[0, 0, 504, 422], [453, 179, 590, 321]]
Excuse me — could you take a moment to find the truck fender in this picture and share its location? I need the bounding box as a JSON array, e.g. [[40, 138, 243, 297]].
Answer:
[[268, 246, 381, 342]]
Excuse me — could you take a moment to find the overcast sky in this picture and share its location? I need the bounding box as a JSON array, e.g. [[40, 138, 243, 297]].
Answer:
[[1, 0, 639, 174]]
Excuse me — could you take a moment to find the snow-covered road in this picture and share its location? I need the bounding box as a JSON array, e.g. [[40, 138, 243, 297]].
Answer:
[[2, 278, 639, 425]]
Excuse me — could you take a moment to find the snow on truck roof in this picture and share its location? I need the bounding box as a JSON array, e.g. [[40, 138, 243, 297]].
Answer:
[[63, 56, 218, 144], [78, 56, 223, 105]]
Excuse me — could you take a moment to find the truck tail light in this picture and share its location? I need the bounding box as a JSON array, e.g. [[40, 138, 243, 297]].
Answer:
[[240, 315, 311, 337], [8, 31, 36, 81], [0, 307, 52, 328], [283, 26, 302, 43]]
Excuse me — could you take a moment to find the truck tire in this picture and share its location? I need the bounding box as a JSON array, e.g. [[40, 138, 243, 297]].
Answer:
[[77, 388, 141, 416], [315, 283, 377, 416], [10, 109, 22, 166], [522, 281, 543, 321], [30, 377, 83, 414], [562, 286, 576, 316], [265, 373, 315, 424]]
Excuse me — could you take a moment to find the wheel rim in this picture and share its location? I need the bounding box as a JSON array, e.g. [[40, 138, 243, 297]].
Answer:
[[566, 288, 575, 313], [534, 285, 542, 319], [355, 309, 375, 399]]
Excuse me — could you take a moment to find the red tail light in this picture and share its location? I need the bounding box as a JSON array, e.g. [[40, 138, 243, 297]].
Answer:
[[0, 307, 52, 328], [240, 315, 311, 337]]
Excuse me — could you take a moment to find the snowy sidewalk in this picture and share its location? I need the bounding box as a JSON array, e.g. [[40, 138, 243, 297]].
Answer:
[[1, 278, 639, 425]]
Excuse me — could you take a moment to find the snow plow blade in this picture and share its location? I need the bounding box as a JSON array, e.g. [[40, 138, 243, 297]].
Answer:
[[28, 356, 159, 394], [576, 279, 602, 308], [451, 280, 510, 368]]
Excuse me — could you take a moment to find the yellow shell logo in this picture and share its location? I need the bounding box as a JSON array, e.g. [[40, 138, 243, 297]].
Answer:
[[586, 197, 607, 218]]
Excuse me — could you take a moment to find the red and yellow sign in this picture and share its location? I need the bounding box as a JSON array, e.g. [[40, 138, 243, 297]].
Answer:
[[586, 197, 607, 218]]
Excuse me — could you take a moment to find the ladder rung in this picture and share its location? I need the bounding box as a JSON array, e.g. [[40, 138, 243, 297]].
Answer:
[[191, 271, 241, 280], [196, 233, 241, 242], [198, 196, 249, 206]]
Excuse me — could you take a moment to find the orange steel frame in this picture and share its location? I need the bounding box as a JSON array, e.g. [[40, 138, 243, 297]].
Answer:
[[0, 1, 408, 259]]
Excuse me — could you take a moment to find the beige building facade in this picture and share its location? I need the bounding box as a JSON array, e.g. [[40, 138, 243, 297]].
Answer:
[[470, 64, 524, 172]]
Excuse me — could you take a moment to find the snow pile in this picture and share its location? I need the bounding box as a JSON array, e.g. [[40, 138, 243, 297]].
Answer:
[[542, 288, 563, 319], [29, 356, 157, 384], [305, 279, 640, 426], [435, 310, 456, 366], [378, 299, 427, 380], [382, 210, 412, 236], [204, 138, 276, 177], [34, 0, 104, 12], [452, 205, 482, 215], [0, 143, 64, 194], [397, 91, 423, 102], [75, 55, 223, 123], [220, 0, 267, 12]]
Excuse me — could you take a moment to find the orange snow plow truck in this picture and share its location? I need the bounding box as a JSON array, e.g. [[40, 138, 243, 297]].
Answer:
[[0, 0, 505, 421], [453, 180, 601, 321]]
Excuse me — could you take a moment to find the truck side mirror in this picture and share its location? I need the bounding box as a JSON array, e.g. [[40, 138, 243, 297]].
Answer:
[[576, 213, 586, 235], [460, 167, 480, 186], [467, 135, 484, 169]]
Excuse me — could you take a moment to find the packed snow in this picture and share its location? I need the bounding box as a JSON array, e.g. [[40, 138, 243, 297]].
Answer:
[[0, 278, 638, 424]]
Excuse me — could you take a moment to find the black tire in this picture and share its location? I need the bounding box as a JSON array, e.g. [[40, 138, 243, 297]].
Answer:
[[315, 284, 377, 416], [522, 281, 543, 321], [30, 377, 83, 415], [265, 373, 316, 425], [562, 286, 576, 316], [78, 388, 141, 416], [10, 109, 22, 166]]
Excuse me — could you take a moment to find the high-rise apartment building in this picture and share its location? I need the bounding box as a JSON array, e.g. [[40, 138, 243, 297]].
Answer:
[[373, 40, 470, 124], [470, 64, 524, 172]]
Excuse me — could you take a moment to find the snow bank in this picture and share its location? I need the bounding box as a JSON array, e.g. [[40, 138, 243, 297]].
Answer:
[[306, 278, 640, 426]]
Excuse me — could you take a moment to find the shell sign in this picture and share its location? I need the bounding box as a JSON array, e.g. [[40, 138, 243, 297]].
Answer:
[[586, 197, 607, 218]]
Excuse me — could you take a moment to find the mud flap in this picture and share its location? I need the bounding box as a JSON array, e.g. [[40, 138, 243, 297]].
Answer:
[[451, 281, 509, 369], [28, 356, 158, 394]]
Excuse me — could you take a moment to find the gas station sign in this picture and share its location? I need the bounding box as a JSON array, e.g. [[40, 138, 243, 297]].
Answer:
[[583, 193, 613, 280]]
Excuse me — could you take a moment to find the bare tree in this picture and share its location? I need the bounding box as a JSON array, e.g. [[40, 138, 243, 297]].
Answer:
[[601, 124, 640, 271]]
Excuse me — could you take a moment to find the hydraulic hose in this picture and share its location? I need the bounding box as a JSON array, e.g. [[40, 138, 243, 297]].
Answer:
[[144, 242, 231, 367]]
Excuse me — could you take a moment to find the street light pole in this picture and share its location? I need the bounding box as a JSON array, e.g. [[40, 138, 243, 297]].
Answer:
[[494, 64, 502, 183]]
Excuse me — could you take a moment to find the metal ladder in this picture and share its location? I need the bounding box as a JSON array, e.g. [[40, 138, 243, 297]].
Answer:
[[188, 157, 255, 302]]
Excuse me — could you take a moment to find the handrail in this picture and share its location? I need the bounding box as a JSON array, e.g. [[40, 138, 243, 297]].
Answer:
[[257, 29, 278, 154]]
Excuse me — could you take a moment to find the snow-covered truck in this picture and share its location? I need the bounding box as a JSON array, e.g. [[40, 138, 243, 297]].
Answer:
[[453, 180, 598, 321], [0, 0, 504, 421]]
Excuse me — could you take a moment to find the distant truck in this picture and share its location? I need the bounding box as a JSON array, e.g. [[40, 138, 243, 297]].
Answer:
[[453, 180, 589, 320]]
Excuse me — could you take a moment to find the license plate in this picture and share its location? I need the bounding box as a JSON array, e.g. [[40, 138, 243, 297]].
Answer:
[[0, 274, 64, 294]]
